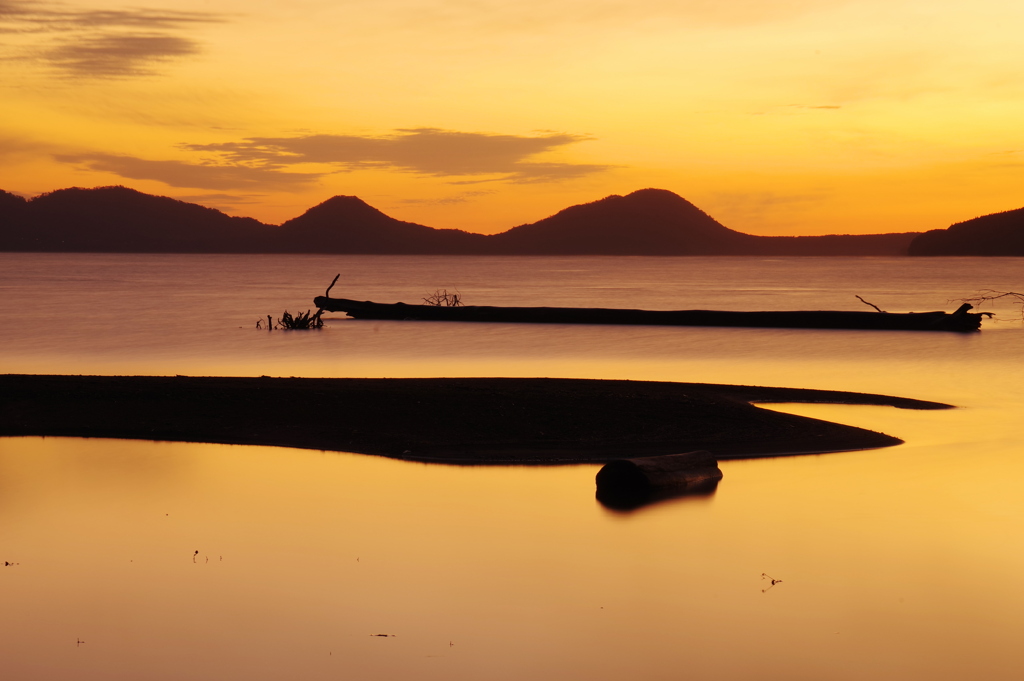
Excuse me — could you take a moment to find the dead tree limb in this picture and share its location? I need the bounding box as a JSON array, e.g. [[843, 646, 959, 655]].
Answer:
[[954, 290, 1024, 319], [423, 289, 464, 307], [855, 295, 886, 313], [277, 309, 324, 329], [325, 274, 341, 298]]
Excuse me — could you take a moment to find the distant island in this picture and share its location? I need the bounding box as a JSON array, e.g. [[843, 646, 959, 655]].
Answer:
[[0, 185, 1019, 255], [909, 206, 1024, 256]]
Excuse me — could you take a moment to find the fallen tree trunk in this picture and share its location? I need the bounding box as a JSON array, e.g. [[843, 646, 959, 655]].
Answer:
[[313, 296, 984, 332]]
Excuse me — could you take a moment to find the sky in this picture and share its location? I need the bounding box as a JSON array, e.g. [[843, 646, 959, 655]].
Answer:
[[2, 0, 1023, 235]]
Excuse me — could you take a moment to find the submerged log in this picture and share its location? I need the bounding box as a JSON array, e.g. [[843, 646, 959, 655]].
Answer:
[[313, 296, 984, 332], [595, 450, 723, 509]]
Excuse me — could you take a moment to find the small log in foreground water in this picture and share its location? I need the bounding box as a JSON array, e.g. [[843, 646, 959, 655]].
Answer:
[[596, 451, 723, 508]]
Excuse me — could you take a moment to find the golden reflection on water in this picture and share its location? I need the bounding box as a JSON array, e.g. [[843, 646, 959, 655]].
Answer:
[[4, 255, 1023, 678], [4, 408, 1024, 681]]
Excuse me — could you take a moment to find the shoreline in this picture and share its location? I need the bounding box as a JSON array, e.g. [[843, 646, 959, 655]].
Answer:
[[0, 375, 952, 464]]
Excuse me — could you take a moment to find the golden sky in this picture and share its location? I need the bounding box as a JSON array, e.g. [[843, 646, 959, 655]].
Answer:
[[2, 0, 1023, 235]]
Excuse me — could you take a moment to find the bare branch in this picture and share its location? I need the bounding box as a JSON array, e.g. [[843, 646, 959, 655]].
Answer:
[[422, 289, 465, 307], [266, 309, 324, 330], [325, 273, 340, 298], [855, 295, 885, 313], [952, 290, 1024, 319]]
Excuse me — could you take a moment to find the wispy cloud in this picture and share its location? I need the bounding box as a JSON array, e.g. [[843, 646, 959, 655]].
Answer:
[[399, 190, 495, 206], [53, 153, 322, 190], [751, 104, 844, 115], [705, 190, 827, 224], [0, 1, 223, 77], [0, 132, 48, 158], [0, 1, 218, 31], [166, 192, 271, 216], [171, 192, 268, 206], [43, 33, 199, 76], [51, 128, 611, 190], [184, 128, 613, 182], [392, 0, 848, 35]]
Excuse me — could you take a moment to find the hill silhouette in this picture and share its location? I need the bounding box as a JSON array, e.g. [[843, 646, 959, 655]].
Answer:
[[0, 189, 27, 213], [491, 189, 751, 254], [491, 188, 916, 255], [0, 186, 274, 252], [271, 195, 487, 254], [0, 185, 919, 255], [909, 206, 1024, 255]]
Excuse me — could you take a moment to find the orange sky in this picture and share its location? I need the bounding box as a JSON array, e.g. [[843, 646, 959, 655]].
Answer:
[[2, 0, 1023, 235]]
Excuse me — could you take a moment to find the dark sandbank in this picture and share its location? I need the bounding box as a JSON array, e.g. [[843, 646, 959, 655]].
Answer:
[[0, 375, 951, 464]]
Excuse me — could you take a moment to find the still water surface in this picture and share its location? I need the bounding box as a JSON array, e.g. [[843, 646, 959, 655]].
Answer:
[[1, 254, 1023, 680]]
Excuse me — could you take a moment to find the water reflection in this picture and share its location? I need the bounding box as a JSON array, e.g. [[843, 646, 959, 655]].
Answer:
[[2, 254, 1022, 380], [4, 423, 1024, 680], [594, 451, 722, 511], [596, 479, 719, 513], [2, 254, 1024, 679]]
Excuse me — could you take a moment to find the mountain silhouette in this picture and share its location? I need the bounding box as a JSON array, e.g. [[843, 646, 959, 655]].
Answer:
[[0, 185, 919, 255], [491, 188, 917, 255], [491, 189, 751, 254], [0, 186, 273, 252], [0, 189, 27, 213], [909, 206, 1024, 255], [271, 195, 487, 254]]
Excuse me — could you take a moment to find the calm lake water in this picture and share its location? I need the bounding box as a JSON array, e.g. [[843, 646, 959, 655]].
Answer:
[[2, 253, 1024, 680]]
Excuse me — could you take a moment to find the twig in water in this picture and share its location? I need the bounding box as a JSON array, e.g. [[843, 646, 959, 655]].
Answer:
[[953, 290, 1024, 319], [855, 295, 886, 313], [325, 273, 341, 297], [277, 309, 324, 329], [422, 289, 464, 307]]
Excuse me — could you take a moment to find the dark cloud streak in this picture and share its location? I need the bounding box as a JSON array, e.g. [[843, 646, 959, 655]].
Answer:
[[184, 128, 613, 182], [45, 33, 198, 76], [0, 1, 221, 31], [52, 128, 611, 190], [0, 1, 223, 77], [54, 153, 323, 190]]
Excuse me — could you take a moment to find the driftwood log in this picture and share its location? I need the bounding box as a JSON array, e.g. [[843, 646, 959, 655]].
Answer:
[[313, 296, 984, 332], [596, 450, 723, 508]]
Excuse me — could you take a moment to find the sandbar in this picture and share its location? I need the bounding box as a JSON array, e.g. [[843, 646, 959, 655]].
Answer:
[[0, 375, 951, 464]]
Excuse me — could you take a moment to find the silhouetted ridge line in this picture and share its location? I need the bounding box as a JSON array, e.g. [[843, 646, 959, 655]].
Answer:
[[909, 206, 1024, 255], [0, 185, 274, 253], [491, 189, 752, 255], [0, 185, 917, 255], [272, 195, 489, 254], [0, 189, 28, 211]]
